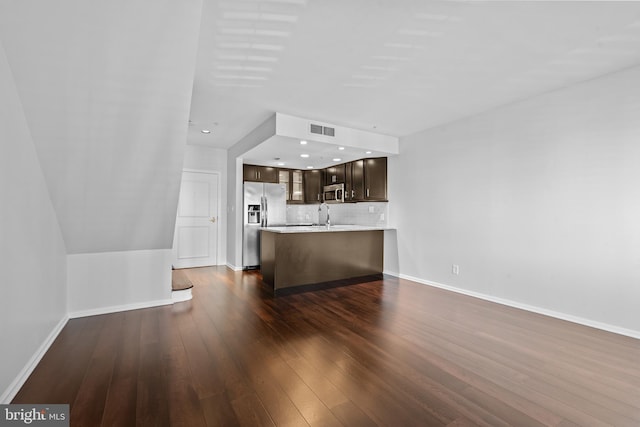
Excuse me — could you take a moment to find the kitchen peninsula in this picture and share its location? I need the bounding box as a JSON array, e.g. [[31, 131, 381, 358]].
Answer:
[[261, 225, 384, 294]]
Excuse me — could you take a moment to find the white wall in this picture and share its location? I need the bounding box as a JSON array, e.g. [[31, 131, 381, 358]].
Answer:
[[183, 145, 227, 174], [0, 40, 68, 403], [67, 249, 172, 317], [182, 145, 228, 265], [227, 115, 277, 269], [390, 65, 640, 336]]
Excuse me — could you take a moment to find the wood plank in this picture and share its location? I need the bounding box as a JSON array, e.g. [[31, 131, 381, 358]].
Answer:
[[11, 266, 640, 427], [70, 312, 124, 426], [101, 309, 143, 427], [162, 305, 208, 427], [230, 392, 276, 427], [12, 315, 106, 406], [200, 392, 241, 427], [135, 308, 170, 427], [172, 268, 194, 291]]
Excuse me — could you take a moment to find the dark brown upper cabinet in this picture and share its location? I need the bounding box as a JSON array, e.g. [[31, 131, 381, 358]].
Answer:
[[248, 157, 387, 203], [279, 169, 304, 203], [324, 164, 346, 186], [343, 157, 387, 202], [364, 157, 387, 201], [243, 164, 278, 183], [345, 159, 364, 202], [303, 169, 323, 204]]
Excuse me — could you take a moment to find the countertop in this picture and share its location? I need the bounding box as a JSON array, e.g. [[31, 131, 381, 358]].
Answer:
[[262, 224, 389, 233]]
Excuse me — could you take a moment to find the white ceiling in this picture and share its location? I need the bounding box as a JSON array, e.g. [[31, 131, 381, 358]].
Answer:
[[188, 0, 640, 156]]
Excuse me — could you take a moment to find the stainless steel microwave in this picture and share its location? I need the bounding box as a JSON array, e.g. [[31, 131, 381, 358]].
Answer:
[[323, 183, 344, 203]]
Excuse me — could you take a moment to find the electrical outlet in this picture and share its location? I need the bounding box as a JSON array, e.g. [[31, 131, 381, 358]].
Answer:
[[452, 264, 459, 275], [368, 205, 375, 213], [379, 213, 385, 221]]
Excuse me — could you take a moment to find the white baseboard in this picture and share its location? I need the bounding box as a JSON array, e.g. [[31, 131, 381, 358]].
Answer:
[[0, 315, 69, 404], [171, 288, 192, 303], [68, 299, 173, 319], [226, 262, 243, 271], [392, 273, 640, 340]]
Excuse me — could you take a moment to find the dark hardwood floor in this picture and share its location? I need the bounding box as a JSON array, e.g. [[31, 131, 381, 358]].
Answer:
[[13, 266, 640, 426]]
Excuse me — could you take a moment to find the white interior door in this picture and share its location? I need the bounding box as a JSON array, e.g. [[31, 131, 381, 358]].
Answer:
[[172, 171, 218, 268]]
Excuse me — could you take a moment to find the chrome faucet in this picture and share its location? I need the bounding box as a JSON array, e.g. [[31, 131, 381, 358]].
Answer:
[[318, 202, 330, 228]]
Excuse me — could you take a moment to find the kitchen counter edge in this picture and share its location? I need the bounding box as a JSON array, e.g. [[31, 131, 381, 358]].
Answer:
[[261, 225, 393, 234]]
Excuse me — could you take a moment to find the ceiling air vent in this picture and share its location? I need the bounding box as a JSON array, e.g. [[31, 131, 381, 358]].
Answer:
[[310, 123, 336, 137], [310, 123, 323, 135]]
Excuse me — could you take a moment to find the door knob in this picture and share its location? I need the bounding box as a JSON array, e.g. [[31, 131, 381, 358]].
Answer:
[[210, 217, 216, 223]]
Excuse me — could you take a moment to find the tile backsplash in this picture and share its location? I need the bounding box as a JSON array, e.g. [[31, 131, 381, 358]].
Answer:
[[286, 202, 388, 227]]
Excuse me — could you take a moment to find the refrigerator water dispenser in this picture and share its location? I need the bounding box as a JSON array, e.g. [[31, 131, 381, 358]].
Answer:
[[247, 204, 260, 224]]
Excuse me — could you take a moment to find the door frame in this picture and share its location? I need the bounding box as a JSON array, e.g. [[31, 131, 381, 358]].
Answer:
[[173, 168, 221, 267]]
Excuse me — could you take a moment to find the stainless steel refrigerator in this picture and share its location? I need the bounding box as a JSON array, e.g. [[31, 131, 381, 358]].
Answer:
[[243, 182, 287, 268]]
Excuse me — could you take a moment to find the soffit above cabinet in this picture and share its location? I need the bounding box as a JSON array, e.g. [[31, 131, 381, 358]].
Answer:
[[242, 113, 398, 170]]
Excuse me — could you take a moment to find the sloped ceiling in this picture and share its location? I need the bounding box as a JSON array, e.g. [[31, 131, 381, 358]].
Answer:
[[0, 1, 203, 253], [188, 1, 640, 150], [3, 1, 640, 253]]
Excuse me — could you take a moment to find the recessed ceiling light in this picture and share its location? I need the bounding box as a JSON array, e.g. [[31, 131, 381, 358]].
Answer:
[[300, 140, 307, 145], [333, 158, 341, 162], [300, 154, 309, 158], [338, 147, 345, 151], [366, 151, 372, 154], [201, 129, 211, 134], [306, 166, 314, 169], [277, 162, 285, 166]]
